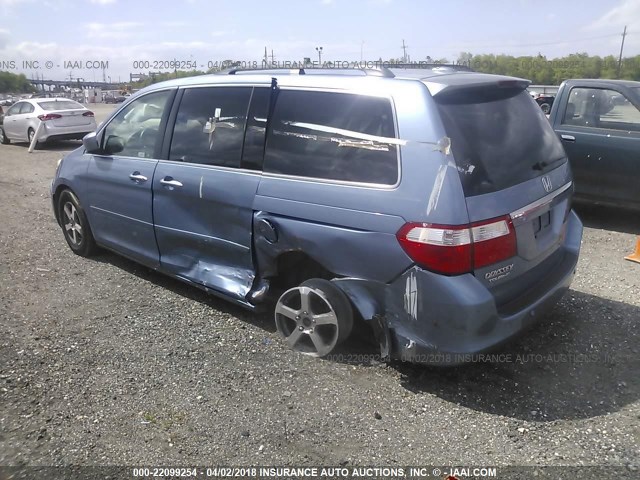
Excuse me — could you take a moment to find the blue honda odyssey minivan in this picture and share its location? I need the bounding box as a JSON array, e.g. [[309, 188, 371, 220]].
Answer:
[[51, 66, 583, 364]]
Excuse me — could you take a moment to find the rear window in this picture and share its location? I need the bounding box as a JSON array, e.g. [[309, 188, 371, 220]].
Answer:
[[264, 90, 398, 185], [436, 89, 566, 197], [38, 100, 84, 111]]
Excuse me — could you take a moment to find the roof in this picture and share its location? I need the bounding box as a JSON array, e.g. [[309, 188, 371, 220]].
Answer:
[[563, 78, 640, 88], [139, 67, 530, 96]]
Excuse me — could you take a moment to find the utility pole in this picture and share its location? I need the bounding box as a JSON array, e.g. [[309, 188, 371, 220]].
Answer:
[[616, 25, 627, 79], [401, 39, 408, 63], [264, 47, 268, 66], [270, 49, 276, 64]]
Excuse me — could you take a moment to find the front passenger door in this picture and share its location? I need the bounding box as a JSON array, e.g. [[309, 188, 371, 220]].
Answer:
[[84, 89, 175, 267]]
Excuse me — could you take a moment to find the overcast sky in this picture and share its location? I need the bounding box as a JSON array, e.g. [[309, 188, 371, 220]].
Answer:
[[0, 0, 637, 81]]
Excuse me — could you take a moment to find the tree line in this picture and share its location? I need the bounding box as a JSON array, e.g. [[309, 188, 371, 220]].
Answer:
[[456, 52, 640, 84], [0, 71, 36, 93]]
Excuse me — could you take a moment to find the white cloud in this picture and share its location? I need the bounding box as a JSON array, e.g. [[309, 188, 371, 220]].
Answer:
[[585, 1, 640, 56], [321, 0, 334, 5], [86, 21, 143, 39], [588, 0, 640, 30], [211, 30, 231, 37], [89, 0, 117, 5], [0, 28, 9, 49], [0, 0, 31, 5], [161, 21, 188, 28]]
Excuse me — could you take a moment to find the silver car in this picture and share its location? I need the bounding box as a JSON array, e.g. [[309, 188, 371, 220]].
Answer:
[[0, 98, 97, 146]]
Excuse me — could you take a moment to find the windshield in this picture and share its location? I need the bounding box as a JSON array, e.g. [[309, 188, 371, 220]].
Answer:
[[436, 89, 566, 197]]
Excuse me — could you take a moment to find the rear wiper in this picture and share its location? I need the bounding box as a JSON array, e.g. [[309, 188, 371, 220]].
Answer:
[[532, 157, 565, 171]]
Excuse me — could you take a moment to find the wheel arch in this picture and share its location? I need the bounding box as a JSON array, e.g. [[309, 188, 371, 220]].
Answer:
[[52, 183, 75, 226]]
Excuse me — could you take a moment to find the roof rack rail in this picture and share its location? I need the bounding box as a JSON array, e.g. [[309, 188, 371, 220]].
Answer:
[[220, 66, 396, 78], [388, 62, 473, 72]]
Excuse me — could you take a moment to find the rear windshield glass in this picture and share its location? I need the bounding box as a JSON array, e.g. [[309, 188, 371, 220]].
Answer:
[[436, 89, 566, 197], [38, 100, 84, 111]]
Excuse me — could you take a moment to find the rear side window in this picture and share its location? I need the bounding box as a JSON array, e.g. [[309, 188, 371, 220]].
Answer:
[[436, 89, 566, 197], [169, 86, 252, 167], [264, 90, 398, 185], [19, 103, 34, 114]]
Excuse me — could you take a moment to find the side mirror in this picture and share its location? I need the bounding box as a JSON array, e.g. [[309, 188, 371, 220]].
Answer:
[[82, 131, 101, 153], [104, 135, 124, 155]]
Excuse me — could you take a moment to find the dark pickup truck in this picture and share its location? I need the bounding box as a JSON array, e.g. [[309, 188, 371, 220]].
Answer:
[[549, 78, 640, 210]]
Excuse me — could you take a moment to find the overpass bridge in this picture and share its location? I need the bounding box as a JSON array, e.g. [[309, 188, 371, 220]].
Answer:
[[29, 79, 122, 90]]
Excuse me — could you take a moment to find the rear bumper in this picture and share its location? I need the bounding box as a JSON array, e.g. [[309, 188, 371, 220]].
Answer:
[[392, 210, 582, 365], [40, 123, 95, 142], [336, 210, 583, 366]]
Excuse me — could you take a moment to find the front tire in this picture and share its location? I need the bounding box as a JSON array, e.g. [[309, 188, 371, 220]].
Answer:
[[57, 189, 97, 257], [274, 278, 353, 357], [0, 127, 9, 144]]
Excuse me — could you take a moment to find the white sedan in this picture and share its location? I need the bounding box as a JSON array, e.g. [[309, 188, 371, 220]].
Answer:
[[0, 98, 97, 146]]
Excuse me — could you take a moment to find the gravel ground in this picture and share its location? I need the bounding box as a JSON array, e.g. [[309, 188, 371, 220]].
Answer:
[[0, 104, 638, 475]]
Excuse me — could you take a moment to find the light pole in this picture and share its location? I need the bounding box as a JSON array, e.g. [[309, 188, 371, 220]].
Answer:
[[316, 46, 323, 65]]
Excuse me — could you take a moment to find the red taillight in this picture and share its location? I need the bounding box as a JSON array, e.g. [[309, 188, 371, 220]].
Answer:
[[396, 215, 516, 275], [397, 223, 472, 275], [83, 111, 94, 117], [471, 216, 517, 269], [37, 113, 62, 121]]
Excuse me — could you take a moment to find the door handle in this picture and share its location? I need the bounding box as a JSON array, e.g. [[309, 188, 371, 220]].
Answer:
[[129, 172, 148, 183], [160, 177, 183, 188], [561, 134, 576, 142]]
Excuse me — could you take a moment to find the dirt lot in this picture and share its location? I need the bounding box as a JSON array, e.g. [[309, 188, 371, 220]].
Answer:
[[0, 104, 638, 476]]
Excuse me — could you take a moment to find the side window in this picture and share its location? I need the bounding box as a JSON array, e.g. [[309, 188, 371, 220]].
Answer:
[[102, 90, 172, 158], [169, 86, 252, 167], [264, 90, 398, 185], [20, 103, 34, 114], [563, 87, 640, 131]]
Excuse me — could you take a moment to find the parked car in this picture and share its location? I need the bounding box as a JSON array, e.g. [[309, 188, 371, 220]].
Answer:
[[0, 98, 97, 146], [51, 67, 583, 364], [533, 93, 555, 114], [548, 78, 640, 210]]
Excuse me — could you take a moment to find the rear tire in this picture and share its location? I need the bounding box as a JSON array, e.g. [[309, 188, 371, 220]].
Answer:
[[27, 128, 38, 149], [274, 278, 354, 357], [0, 127, 9, 144], [57, 189, 97, 257]]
